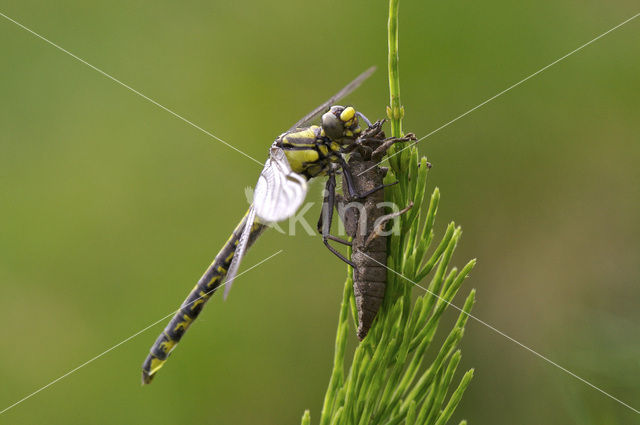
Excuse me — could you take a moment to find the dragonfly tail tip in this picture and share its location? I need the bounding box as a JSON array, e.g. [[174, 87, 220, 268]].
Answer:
[[141, 371, 154, 385]]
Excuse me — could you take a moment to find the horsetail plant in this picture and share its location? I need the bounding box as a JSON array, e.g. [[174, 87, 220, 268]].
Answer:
[[301, 1, 475, 424]]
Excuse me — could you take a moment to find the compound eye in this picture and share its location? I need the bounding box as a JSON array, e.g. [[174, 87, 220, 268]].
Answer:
[[322, 111, 345, 140]]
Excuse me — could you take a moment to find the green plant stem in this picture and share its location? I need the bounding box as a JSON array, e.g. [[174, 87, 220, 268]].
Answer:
[[305, 2, 476, 424], [319, 257, 354, 425], [387, 0, 403, 138]]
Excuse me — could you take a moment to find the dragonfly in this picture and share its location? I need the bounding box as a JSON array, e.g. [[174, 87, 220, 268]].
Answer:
[[141, 67, 390, 384]]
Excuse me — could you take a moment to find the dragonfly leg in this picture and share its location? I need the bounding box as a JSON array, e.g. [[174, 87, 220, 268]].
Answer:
[[324, 233, 352, 246], [318, 204, 351, 245], [338, 155, 396, 200], [337, 155, 359, 199], [318, 172, 355, 267]]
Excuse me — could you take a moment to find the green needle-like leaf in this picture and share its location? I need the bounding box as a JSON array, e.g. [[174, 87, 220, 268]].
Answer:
[[309, 1, 475, 424]]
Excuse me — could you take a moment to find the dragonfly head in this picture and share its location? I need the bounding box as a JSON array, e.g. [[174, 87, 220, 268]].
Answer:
[[322, 105, 363, 144]]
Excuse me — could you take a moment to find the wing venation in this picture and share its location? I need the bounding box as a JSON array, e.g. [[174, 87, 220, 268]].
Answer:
[[287, 66, 376, 132], [253, 147, 307, 223]]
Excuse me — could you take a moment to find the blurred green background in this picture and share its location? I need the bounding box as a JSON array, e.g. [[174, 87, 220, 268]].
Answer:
[[1, 1, 639, 424]]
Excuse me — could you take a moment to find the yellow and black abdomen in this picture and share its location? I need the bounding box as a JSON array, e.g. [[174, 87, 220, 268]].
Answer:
[[141, 213, 266, 384]]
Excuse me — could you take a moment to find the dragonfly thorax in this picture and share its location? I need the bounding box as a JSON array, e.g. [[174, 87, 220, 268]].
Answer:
[[276, 125, 341, 179]]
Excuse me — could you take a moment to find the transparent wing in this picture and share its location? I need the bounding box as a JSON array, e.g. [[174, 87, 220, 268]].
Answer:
[[287, 66, 376, 132], [224, 207, 256, 300], [253, 147, 307, 223], [223, 148, 306, 298]]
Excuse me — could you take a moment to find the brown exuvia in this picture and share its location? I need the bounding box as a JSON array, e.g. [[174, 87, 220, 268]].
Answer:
[[338, 122, 415, 339]]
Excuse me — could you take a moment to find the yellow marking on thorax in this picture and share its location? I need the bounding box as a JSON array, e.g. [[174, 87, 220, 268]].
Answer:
[[284, 149, 320, 174], [282, 127, 318, 148], [305, 164, 325, 177]]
